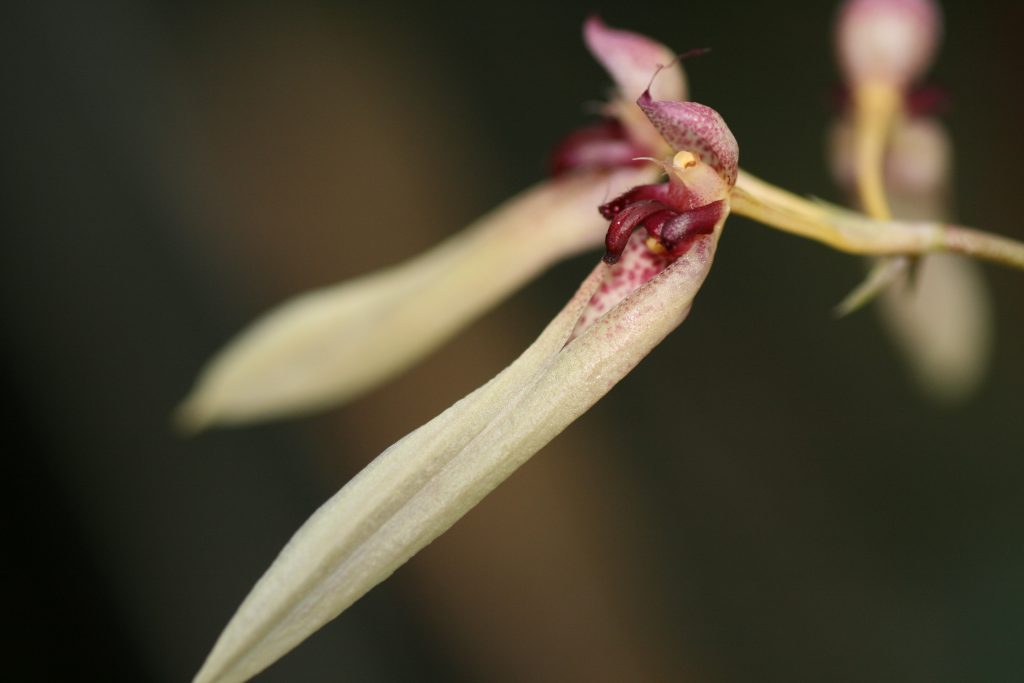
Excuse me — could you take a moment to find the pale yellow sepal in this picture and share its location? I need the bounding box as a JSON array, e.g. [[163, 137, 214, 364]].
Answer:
[[176, 167, 655, 431], [192, 225, 722, 683]]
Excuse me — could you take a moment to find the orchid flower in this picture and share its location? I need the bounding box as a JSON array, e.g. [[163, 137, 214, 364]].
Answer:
[[836, 0, 941, 220], [175, 17, 685, 431], [830, 0, 942, 311], [193, 89, 734, 683], [190, 15, 1024, 683], [829, 0, 993, 400]]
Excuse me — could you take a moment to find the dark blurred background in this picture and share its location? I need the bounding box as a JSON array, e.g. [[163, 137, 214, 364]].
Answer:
[[3, 1, 1023, 681]]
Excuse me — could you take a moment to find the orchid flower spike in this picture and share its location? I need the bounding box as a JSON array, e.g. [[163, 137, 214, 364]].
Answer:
[[192, 98, 734, 683], [176, 18, 686, 431]]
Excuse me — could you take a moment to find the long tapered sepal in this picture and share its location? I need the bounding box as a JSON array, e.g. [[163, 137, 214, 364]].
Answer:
[[192, 223, 723, 683], [176, 167, 653, 430]]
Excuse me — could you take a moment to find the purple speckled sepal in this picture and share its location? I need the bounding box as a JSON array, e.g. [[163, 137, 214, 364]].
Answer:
[[637, 91, 739, 186]]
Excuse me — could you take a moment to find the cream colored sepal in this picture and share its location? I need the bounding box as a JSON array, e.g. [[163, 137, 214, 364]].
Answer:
[[192, 225, 721, 683], [176, 166, 654, 431]]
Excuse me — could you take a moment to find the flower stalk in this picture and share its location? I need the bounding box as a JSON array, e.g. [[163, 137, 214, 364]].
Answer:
[[730, 170, 1024, 269]]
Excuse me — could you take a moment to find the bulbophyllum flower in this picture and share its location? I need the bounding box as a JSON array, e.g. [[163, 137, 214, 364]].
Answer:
[[189, 13, 1024, 683], [176, 17, 684, 431], [836, 0, 941, 220], [192, 92, 735, 683], [829, 0, 992, 400], [832, 0, 942, 312]]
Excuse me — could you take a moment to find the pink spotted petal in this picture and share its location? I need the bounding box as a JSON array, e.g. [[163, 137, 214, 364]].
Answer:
[[637, 92, 739, 186], [583, 16, 686, 102]]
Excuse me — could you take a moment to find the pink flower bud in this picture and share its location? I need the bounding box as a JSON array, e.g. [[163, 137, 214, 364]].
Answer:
[[835, 0, 942, 88]]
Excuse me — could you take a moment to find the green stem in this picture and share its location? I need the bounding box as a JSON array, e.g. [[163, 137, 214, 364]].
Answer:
[[730, 171, 1024, 272]]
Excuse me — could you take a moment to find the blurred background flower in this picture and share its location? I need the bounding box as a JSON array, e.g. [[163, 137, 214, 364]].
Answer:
[[3, 1, 1023, 681]]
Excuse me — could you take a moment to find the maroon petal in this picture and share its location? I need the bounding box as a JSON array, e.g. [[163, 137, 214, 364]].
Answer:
[[603, 200, 672, 263], [599, 182, 674, 219], [639, 209, 679, 238], [549, 119, 648, 177], [660, 200, 727, 256]]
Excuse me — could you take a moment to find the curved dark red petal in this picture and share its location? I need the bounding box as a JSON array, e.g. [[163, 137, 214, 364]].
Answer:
[[638, 209, 679, 239], [603, 200, 672, 264], [599, 182, 674, 219], [549, 119, 648, 177], [661, 200, 727, 257]]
